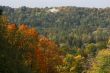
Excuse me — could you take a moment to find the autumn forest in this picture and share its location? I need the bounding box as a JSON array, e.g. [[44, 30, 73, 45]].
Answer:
[[0, 6, 110, 73]]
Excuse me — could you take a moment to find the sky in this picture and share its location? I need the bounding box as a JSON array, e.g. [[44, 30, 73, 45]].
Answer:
[[0, 0, 110, 8]]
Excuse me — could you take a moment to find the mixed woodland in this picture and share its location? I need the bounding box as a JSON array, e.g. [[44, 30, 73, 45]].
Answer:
[[0, 6, 110, 73]]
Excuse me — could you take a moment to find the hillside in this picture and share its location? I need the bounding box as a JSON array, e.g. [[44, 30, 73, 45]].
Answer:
[[0, 6, 110, 73], [1, 6, 110, 47]]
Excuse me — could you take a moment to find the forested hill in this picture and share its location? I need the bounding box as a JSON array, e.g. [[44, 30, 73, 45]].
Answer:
[[1, 6, 110, 48], [1, 6, 110, 73], [1, 6, 110, 28]]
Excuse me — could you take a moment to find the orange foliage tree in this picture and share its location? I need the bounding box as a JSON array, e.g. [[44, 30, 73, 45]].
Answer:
[[39, 36, 62, 73], [5, 23, 62, 73]]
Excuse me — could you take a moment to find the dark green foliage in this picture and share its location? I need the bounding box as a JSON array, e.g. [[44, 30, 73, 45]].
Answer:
[[0, 9, 2, 15]]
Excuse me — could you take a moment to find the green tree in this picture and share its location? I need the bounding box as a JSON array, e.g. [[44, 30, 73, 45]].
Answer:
[[88, 49, 110, 73]]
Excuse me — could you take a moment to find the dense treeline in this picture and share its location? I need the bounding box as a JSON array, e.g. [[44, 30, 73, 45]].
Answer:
[[0, 6, 110, 73], [1, 6, 110, 48]]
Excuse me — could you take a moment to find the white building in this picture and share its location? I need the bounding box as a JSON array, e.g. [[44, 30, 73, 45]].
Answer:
[[48, 8, 59, 13]]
